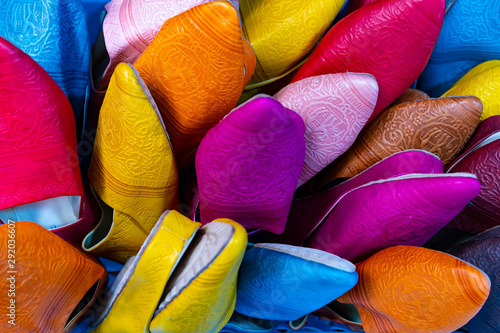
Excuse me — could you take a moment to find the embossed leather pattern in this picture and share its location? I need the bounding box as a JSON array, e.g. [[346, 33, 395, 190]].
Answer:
[[292, 0, 445, 119], [0, 38, 84, 211], [135, 1, 255, 162], [240, 0, 344, 84], [446, 140, 500, 234], [150, 219, 247, 333], [389, 88, 429, 107], [456, 115, 500, 157], [100, 0, 239, 89], [442, 60, 500, 121], [84, 63, 178, 264], [0, 222, 107, 333], [337, 246, 490, 333], [252, 150, 444, 246], [304, 174, 481, 263], [314, 96, 482, 185], [274, 73, 378, 187], [418, 0, 500, 97], [449, 226, 500, 333], [0, 0, 90, 138], [196, 95, 305, 234], [91, 210, 200, 333], [235, 244, 358, 321]]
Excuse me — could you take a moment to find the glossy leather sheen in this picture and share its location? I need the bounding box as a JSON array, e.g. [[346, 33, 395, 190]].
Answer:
[[100, 0, 239, 89], [0, 0, 90, 137], [305, 173, 480, 262], [449, 226, 500, 333], [315, 96, 482, 185], [135, 1, 255, 162], [337, 246, 491, 333], [149, 219, 247, 333], [253, 150, 443, 246], [389, 88, 429, 106], [0, 38, 85, 223], [91, 211, 200, 333], [196, 95, 305, 234], [446, 139, 500, 234], [418, 0, 500, 97], [0, 222, 107, 332], [83, 63, 178, 264], [442, 60, 500, 121], [292, 0, 445, 119], [235, 244, 358, 321], [274, 73, 378, 187], [240, 0, 344, 84]]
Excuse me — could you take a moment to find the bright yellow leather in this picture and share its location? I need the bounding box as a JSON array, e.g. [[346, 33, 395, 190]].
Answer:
[[149, 219, 247, 333], [83, 63, 178, 264], [92, 211, 200, 333], [443, 60, 500, 121], [240, 0, 344, 84]]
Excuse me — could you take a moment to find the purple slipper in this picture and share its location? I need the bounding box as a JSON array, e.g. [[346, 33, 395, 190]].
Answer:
[[196, 95, 305, 234], [446, 116, 500, 233], [304, 173, 480, 262], [252, 150, 443, 246]]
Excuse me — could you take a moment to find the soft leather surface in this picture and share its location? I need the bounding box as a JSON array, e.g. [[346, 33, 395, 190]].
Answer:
[[240, 0, 345, 84], [292, 0, 445, 119], [0, 0, 90, 139], [196, 95, 305, 234], [135, 1, 255, 162], [337, 246, 490, 333], [236, 243, 358, 320], [442, 60, 500, 121], [252, 150, 443, 246], [418, 0, 500, 97], [314, 96, 482, 186], [83, 63, 178, 264], [100, 0, 239, 89], [274, 73, 378, 187], [0, 222, 107, 333], [305, 173, 481, 262], [90, 210, 200, 333], [150, 219, 247, 333], [449, 226, 500, 333]]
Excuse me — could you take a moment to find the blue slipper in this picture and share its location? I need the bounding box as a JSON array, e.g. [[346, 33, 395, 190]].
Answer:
[[235, 244, 358, 321], [418, 0, 500, 96]]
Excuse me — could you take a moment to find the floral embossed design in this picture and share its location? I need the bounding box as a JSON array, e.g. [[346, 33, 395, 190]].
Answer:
[[337, 246, 490, 333], [135, 2, 251, 161], [318, 96, 482, 182], [274, 73, 378, 186]]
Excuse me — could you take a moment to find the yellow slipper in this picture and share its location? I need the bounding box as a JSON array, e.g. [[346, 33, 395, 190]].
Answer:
[[149, 219, 247, 333], [89, 210, 200, 333], [83, 63, 178, 264], [443, 60, 500, 121]]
